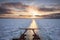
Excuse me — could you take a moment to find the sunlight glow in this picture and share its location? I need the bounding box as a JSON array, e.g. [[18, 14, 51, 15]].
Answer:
[[26, 6, 41, 18]]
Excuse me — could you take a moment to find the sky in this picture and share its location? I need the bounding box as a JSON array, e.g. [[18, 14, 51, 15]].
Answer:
[[0, 0, 60, 18], [0, 0, 60, 6]]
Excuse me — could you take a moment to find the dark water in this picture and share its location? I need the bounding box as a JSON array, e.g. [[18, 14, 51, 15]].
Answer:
[[0, 19, 60, 40]]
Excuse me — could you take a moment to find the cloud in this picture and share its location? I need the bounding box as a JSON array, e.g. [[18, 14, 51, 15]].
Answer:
[[0, 2, 28, 14], [0, 1, 60, 18], [39, 7, 60, 12], [0, 7, 11, 14], [38, 3, 60, 12], [43, 13, 60, 19]]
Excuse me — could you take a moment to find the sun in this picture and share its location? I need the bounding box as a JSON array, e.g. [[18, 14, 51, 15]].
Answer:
[[26, 6, 40, 18]]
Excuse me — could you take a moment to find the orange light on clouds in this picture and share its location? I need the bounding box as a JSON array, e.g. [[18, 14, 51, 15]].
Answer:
[[26, 6, 41, 16]]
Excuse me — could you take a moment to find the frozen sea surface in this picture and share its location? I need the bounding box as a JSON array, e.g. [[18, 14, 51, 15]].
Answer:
[[0, 19, 60, 40]]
